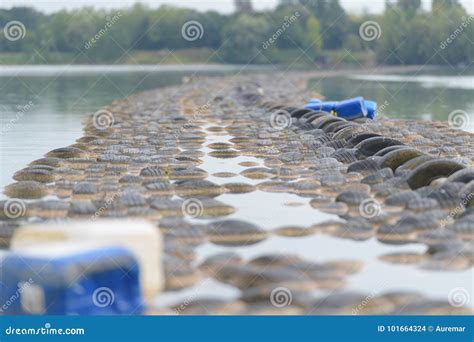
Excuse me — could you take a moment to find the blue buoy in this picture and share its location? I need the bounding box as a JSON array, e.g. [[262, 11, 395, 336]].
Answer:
[[0, 245, 143, 315]]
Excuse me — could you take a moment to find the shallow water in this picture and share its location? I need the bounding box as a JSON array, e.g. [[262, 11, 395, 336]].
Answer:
[[155, 122, 473, 310]]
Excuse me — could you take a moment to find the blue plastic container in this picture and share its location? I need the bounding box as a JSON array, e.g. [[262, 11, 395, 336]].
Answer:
[[305, 101, 338, 112], [334, 97, 367, 120], [0, 245, 143, 315], [364, 100, 377, 119], [305, 97, 376, 120]]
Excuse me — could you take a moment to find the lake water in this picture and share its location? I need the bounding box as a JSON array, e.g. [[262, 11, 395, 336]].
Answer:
[[1, 65, 472, 309]]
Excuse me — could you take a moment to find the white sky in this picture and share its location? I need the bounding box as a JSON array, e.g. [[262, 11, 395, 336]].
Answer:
[[1, 0, 473, 15]]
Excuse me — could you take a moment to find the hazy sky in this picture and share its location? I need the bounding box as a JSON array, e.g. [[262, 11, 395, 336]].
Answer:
[[1, 0, 473, 15]]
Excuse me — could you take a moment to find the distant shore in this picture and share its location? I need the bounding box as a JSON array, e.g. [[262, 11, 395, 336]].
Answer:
[[0, 63, 435, 77]]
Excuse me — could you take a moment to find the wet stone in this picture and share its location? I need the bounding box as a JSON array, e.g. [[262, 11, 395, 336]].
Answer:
[[212, 172, 237, 178], [336, 191, 371, 206], [164, 241, 196, 262], [140, 166, 168, 179], [258, 181, 292, 193], [241, 167, 276, 180], [4, 181, 48, 199], [223, 182, 256, 194], [29, 200, 69, 218], [174, 180, 225, 198], [68, 201, 98, 217], [273, 226, 316, 237], [385, 191, 422, 207], [150, 198, 184, 217], [447, 221, 474, 241], [209, 150, 240, 159], [117, 191, 147, 207], [406, 198, 439, 211], [361, 168, 394, 185], [320, 174, 346, 187], [0, 222, 20, 247], [333, 218, 374, 241], [46, 147, 86, 159], [317, 202, 349, 215], [169, 167, 208, 180], [119, 175, 143, 184], [164, 225, 207, 246], [164, 255, 201, 290], [97, 154, 130, 164], [199, 252, 244, 275], [13, 168, 56, 183], [207, 220, 268, 246], [416, 229, 458, 245], [143, 181, 174, 196], [347, 158, 381, 174]]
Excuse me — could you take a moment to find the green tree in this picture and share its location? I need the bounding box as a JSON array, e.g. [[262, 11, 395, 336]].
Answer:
[[299, 0, 348, 49], [305, 15, 322, 57], [432, 0, 461, 11], [220, 14, 271, 63], [398, 0, 421, 17]]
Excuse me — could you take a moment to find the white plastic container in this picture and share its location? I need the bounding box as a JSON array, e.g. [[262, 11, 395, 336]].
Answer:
[[11, 219, 163, 304]]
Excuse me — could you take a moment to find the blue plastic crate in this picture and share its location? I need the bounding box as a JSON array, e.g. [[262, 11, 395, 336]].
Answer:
[[0, 245, 143, 315]]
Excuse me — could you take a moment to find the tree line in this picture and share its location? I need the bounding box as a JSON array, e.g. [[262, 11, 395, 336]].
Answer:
[[0, 0, 472, 65]]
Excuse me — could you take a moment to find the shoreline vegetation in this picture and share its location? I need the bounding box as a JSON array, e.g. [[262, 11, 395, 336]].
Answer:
[[0, 48, 374, 66], [0, 1, 472, 66]]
